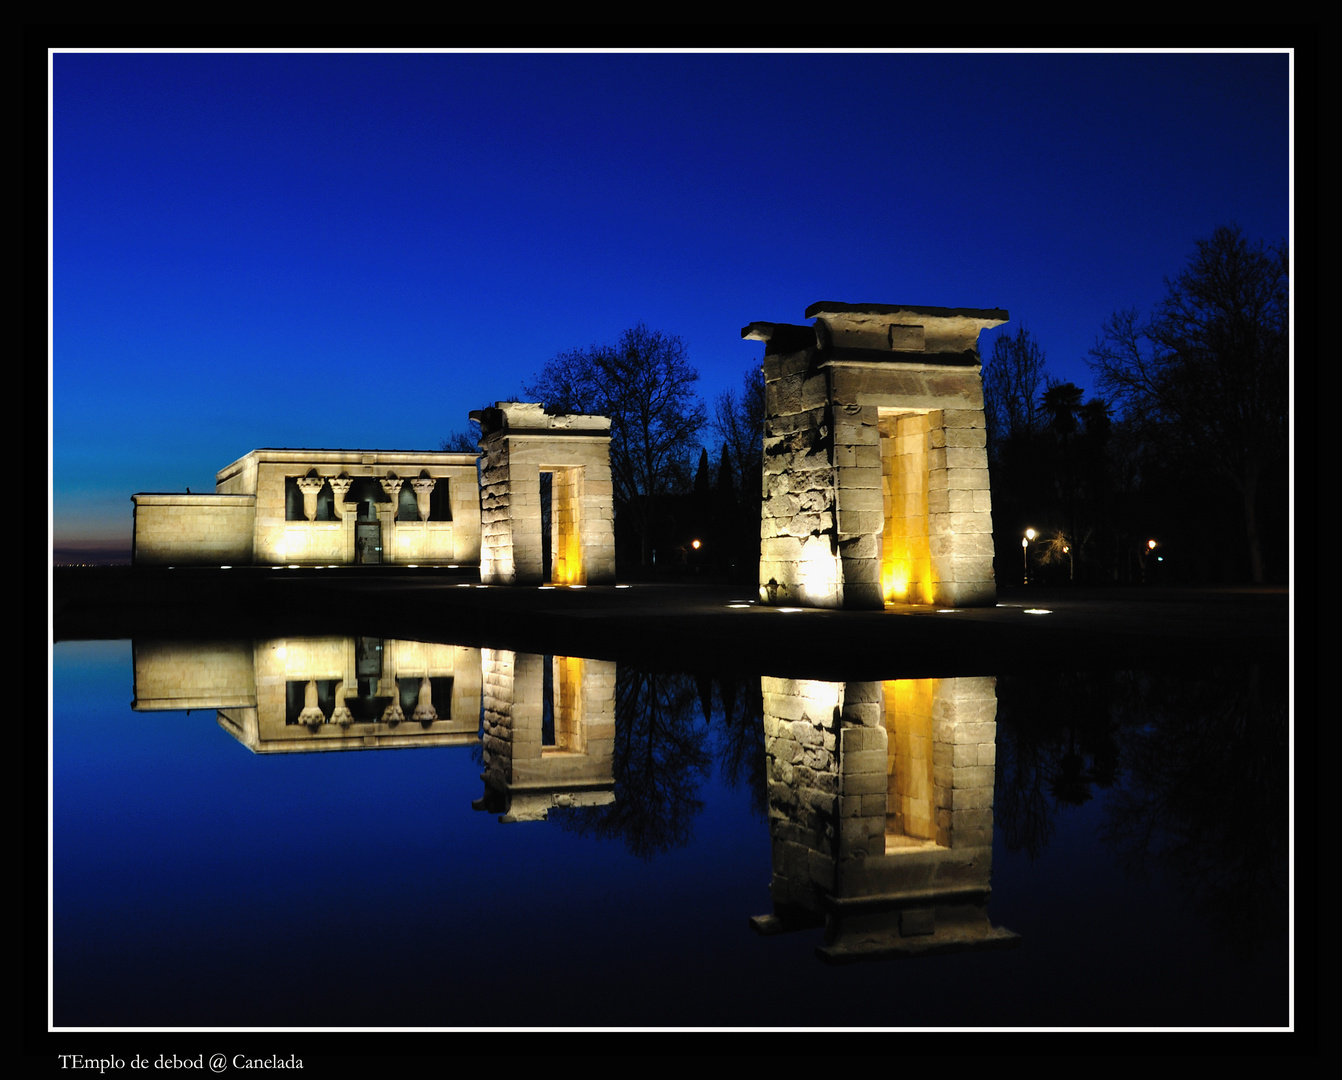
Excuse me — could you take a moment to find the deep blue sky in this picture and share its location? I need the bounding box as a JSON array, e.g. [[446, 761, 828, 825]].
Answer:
[[51, 50, 1290, 558]]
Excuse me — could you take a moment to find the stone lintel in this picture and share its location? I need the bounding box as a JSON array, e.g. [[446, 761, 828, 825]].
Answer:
[[744, 322, 821, 354], [472, 401, 612, 437], [805, 302, 1008, 330], [806, 303, 1008, 355], [821, 350, 981, 369]]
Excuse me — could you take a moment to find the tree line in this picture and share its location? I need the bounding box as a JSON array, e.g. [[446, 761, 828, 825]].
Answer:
[[446, 224, 1287, 586], [989, 224, 1287, 586]]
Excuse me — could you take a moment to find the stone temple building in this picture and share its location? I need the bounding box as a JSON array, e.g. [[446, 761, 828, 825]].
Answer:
[[744, 302, 1008, 609], [131, 448, 481, 566]]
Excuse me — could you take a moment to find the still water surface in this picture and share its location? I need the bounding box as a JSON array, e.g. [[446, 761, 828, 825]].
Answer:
[[51, 637, 1288, 1028]]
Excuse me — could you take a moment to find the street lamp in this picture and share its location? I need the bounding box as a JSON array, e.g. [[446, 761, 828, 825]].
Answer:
[[1022, 528, 1036, 585]]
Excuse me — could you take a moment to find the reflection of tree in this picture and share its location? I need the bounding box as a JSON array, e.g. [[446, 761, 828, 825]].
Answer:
[[711, 673, 768, 820], [1101, 663, 1288, 956], [993, 670, 1129, 858], [552, 669, 710, 859]]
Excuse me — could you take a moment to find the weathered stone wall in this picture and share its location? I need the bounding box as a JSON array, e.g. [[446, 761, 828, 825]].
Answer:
[[930, 675, 997, 850], [131, 494, 256, 565], [761, 677, 845, 913], [758, 671, 1012, 957], [759, 343, 844, 608]]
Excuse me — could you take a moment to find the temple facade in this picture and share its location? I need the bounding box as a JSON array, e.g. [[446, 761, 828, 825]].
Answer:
[[131, 448, 481, 566]]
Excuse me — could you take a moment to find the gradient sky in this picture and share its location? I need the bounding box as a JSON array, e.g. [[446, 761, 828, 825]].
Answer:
[[50, 49, 1291, 559]]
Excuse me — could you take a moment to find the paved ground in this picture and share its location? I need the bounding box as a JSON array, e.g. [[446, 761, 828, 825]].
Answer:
[[53, 566, 1291, 680]]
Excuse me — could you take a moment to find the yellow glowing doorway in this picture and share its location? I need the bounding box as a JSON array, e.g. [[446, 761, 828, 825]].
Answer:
[[879, 411, 933, 604], [544, 466, 585, 585], [882, 678, 943, 850]]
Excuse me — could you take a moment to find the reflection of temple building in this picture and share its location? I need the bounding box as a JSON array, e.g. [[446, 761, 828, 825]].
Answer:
[[131, 448, 481, 566], [474, 649, 616, 822], [753, 675, 1016, 961], [132, 637, 482, 753]]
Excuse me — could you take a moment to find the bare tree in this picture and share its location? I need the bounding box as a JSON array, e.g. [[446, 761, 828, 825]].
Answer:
[[524, 323, 706, 567], [983, 324, 1048, 452], [1089, 226, 1287, 582], [711, 365, 765, 493]]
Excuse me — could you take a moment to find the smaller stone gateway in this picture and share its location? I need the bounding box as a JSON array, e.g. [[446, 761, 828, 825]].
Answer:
[[471, 402, 617, 586], [745, 302, 1007, 609]]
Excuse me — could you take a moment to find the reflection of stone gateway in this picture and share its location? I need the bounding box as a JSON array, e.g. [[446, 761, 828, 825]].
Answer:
[[475, 649, 616, 823], [745, 302, 1007, 608], [753, 674, 1017, 961], [472, 403, 616, 586]]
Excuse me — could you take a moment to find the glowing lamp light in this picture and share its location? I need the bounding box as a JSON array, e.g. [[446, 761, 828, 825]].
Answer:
[[691, 539, 701, 550], [1148, 539, 1157, 550]]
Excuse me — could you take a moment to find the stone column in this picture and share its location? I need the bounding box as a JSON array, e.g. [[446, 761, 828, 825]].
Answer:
[[295, 476, 325, 522], [412, 677, 437, 724], [327, 475, 352, 519], [411, 476, 436, 522], [379, 475, 404, 519], [297, 680, 325, 726]]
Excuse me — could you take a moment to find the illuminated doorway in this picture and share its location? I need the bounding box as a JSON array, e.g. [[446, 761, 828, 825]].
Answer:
[[542, 466, 585, 585], [879, 410, 933, 604], [882, 678, 944, 851]]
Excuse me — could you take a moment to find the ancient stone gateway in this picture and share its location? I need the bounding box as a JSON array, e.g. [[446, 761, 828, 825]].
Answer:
[[744, 302, 1008, 609], [472, 402, 617, 586]]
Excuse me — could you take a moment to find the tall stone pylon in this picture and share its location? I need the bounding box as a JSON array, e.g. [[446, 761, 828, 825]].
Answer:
[[745, 303, 1007, 609]]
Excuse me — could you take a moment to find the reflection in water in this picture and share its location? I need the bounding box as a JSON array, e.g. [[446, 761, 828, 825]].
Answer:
[[474, 648, 616, 822], [132, 637, 482, 752], [550, 669, 715, 859], [751, 676, 1017, 962], [121, 634, 1286, 990], [992, 663, 1288, 958]]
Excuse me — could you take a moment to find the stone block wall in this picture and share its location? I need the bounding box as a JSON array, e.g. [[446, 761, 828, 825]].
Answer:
[[931, 675, 998, 850], [131, 494, 256, 565]]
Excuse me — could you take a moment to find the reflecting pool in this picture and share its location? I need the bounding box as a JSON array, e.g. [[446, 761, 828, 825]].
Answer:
[[51, 636, 1288, 1028]]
